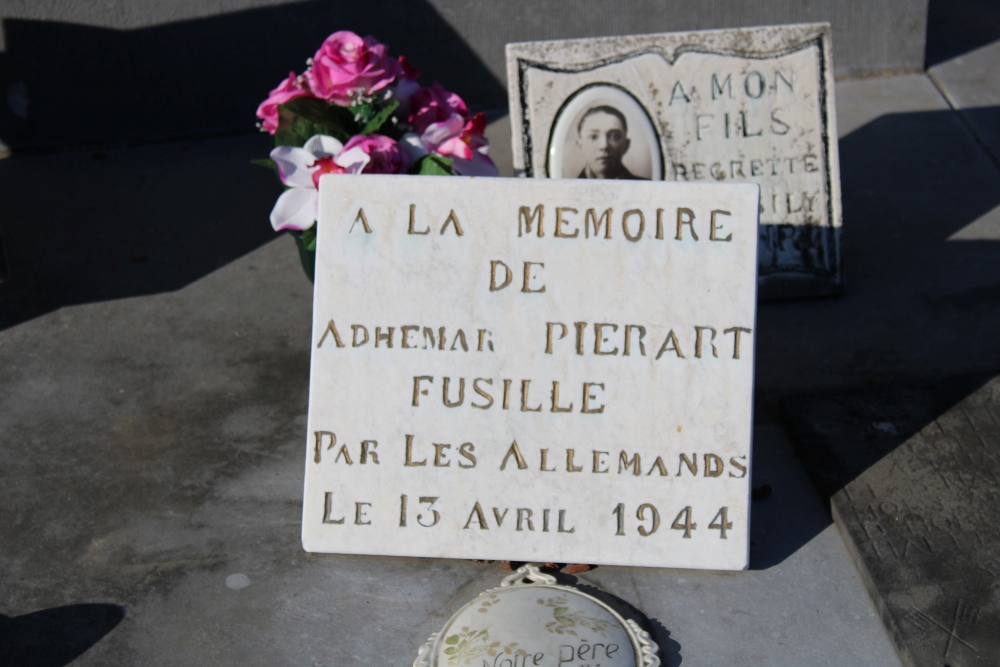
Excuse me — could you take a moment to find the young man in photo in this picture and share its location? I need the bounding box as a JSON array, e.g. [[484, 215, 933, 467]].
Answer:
[[575, 105, 647, 180]]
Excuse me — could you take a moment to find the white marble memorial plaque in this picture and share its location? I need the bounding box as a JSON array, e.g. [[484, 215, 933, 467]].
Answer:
[[302, 174, 759, 570], [506, 23, 842, 299]]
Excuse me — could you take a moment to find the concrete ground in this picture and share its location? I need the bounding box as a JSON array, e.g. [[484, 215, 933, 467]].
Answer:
[[2, 35, 999, 667]]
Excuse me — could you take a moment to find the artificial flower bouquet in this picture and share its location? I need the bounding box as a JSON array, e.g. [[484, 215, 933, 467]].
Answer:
[[255, 30, 499, 280]]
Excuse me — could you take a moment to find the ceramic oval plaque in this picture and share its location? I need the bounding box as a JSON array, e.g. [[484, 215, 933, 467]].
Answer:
[[414, 565, 659, 667]]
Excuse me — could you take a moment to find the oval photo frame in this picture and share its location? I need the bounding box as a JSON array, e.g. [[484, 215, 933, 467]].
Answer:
[[413, 565, 661, 667], [547, 84, 662, 181]]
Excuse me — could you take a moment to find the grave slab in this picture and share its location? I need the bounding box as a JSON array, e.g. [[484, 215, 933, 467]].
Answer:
[[1, 70, 983, 664], [785, 375, 1000, 667]]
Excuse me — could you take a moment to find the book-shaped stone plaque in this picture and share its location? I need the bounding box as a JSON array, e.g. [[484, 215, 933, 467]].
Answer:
[[506, 23, 841, 299], [302, 174, 759, 570]]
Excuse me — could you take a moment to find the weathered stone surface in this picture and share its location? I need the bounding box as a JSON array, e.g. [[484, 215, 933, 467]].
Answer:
[[303, 175, 759, 569], [507, 24, 842, 299], [786, 375, 1000, 667]]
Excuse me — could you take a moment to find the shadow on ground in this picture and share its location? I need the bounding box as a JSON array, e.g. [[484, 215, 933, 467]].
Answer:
[[0, 0, 507, 333], [836, 106, 1000, 292], [0, 0, 505, 153], [0, 604, 125, 667], [755, 104, 1000, 398], [0, 228, 9, 283], [750, 106, 1000, 568], [784, 372, 999, 501], [926, 0, 1000, 67], [766, 99, 1000, 650], [746, 416, 834, 570], [0, 134, 283, 331]]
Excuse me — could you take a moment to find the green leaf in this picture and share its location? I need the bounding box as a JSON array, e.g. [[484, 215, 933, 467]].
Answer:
[[274, 115, 315, 148], [275, 98, 357, 145], [301, 224, 317, 252], [361, 99, 399, 135], [553, 607, 568, 615], [443, 647, 457, 655], [251, 157, 278, 173], [412, 154, 455, 176], [284, 97, 357, 139], [273, 106, 308, 147], [288, 230, 316, 283], [279, 116, 335, 147], [273, 125, 304, 148], [445, 635, 460, 645]]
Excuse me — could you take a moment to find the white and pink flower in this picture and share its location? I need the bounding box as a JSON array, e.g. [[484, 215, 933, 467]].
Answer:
[[269, 134, 410, 231]]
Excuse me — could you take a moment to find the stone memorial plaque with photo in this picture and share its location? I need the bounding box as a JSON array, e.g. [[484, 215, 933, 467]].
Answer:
[[506, 23, 842, 299], [301, 174, 759, 570]]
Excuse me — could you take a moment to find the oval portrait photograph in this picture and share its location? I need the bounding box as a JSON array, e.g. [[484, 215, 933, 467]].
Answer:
[[547, 84, 662, 181]]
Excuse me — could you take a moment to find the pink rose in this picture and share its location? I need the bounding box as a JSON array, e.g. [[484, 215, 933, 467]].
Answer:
[[408, 82, 469, 135], [256, 72, 310, 134], [337, 134, 411, 174], [306, 31, 402, 105]]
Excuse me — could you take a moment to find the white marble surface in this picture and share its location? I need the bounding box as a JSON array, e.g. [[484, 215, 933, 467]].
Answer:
[[506, 24, 842, 296], [302, 174, 759, 570]]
